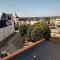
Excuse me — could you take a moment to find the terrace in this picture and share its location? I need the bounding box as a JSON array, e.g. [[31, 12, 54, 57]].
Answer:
[[2, 36, 60, 60], [0, 18, 60, 60], [1, 32, 60, 60]]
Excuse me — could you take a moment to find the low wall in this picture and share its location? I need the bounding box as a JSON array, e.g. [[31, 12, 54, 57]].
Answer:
[[0, 24, 15, 42]]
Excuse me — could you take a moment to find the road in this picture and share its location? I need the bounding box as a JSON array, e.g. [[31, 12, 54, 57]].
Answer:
[[9, 40, 60, 60]]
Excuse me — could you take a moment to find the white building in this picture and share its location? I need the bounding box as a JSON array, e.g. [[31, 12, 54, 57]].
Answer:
[[55, 18, 60, 28], [19, 18, 41, 25]]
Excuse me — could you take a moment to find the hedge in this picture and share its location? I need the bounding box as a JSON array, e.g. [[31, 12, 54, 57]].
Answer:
[[19, 22, 50, 42]]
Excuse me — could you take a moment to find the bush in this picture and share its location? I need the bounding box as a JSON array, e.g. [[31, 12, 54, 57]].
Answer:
[[0, 51, 8, 58], [31, 22, 44, 41], [19, 22, 50, 42], [19, 24, 30, 37], [19, 24, 30, 46], [41, 22, 51, 40], [14, 23, 19, 30], [27, 22, 50, 42]]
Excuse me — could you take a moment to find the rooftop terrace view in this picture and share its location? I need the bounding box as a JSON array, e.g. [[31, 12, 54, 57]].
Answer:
[[0, 0, 60, 60], [0, 13, 60, 60]]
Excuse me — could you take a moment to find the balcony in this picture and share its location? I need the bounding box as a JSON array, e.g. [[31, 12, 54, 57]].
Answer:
[[2, 39, 60, 60]]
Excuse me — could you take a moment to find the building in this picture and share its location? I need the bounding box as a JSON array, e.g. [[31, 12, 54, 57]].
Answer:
[[19, 17, 42, 25], [55, 18, 60, 28], [0, 13, 15, 42], [1, 13, 13, 20]]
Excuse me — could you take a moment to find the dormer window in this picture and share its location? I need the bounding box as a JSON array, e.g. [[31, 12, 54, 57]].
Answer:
[[8, 16, 11, 20]]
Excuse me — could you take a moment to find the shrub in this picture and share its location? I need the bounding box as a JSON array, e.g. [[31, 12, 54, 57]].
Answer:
[[31, 22, 44, 41], [41, 22, 51, 40], [19, 22, 50, 42], [27, 22, 50, 42], [19, 24, 30, 37], [19, 24, 30, 46], [0, 51, 8, 58], [14, 23, 19, 30]]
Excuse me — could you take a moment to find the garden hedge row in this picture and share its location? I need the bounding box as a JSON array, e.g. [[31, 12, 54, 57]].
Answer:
[[19, 22, 50, 42]]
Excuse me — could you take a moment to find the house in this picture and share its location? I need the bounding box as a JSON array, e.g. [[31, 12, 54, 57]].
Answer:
[[0, 13, 15, 42], [55, 18, 60, 28], [50, 17, 60, 29], [1, 13, 13, 20]]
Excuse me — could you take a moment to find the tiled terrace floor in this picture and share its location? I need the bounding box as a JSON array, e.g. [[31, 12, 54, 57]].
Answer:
[[9, 40, 60, 60]]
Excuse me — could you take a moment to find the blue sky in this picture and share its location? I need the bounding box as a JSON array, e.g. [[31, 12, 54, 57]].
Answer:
[[0, 0, 60, 17]]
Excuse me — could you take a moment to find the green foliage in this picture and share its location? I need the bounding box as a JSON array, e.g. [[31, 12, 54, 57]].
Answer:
[[19, 24, 30, 37], [14, 23, 19, 30], [0, 51, 8, 58], [44, 17, 50, 24], [19, 22, 50, 42], [31, 22, 44, 41], [30, 22, 50, 41]]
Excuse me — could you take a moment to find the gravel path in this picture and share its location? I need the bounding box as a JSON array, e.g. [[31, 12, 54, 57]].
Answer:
[[10, 40, 60, 60]]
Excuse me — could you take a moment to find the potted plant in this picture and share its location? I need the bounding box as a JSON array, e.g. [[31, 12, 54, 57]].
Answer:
[[0, 51, 8, 58]]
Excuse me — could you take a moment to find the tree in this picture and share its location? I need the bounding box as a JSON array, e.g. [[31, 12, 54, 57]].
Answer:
[[15, 13, 19, 18], [19, 22, 51, 42], [44, 17, 50, 24], [30, 22, 50, 41]]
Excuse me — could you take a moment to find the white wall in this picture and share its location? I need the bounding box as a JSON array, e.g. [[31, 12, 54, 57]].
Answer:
[[0, 21, 15, 42], [31, 20, 40, 25], [19, 20, 41, 25]]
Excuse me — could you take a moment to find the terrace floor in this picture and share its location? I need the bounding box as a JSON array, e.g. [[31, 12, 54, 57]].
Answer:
[[0, 31, 34, 54], [0, 31, 25, 53], [9, 40, 60, 60]]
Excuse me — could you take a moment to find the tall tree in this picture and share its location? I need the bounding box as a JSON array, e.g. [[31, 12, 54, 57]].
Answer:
[[15, 13, 19, 18], [44, 17, 50, 24]]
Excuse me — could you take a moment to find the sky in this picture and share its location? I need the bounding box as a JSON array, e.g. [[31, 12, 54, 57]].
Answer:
[[0, 0, 60, 17]]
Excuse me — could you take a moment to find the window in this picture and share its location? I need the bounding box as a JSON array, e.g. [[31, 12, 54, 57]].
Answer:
[[6, 20, 12, 26], [0, 20, 7, 28], [8, 16, 11, 20]]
